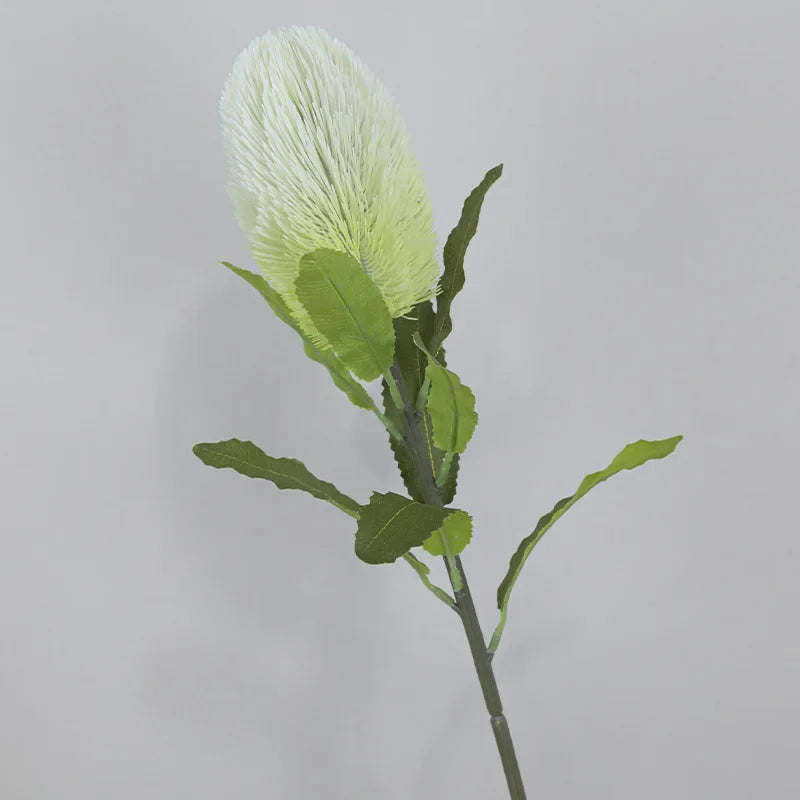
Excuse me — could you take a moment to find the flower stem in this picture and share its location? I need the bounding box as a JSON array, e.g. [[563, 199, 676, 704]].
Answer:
[[389, 362, 527, 799]]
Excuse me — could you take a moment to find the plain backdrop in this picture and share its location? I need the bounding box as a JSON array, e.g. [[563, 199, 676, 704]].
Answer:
[[1, 0, 798, 797]]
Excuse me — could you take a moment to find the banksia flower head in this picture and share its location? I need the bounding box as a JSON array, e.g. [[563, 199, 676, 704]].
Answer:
[[220, 26, 440, 348]]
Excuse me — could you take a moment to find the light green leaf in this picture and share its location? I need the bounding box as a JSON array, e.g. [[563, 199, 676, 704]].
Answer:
[[222, 261, 298, 330], [222, 261, 373, 410], [412, 332, 478, 455], [301, 340, 374, 410], [192, 438, 361, 518], [428, 164, 503, 357], [422, 509, 473, 556], [355, 491, 452, 564], [295, 248, 394, 382], [402, 552, 457, 611], [490, 435, 684, 654]]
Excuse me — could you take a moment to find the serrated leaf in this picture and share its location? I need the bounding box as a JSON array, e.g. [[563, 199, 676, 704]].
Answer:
[[295, 248, 394, 382], [222, 261, 373, 410], [354, 491, 452, 564], [491, 436, 684, 652], [422, 509, 473, 556], [393, 301, 435, 403], [381, 379, 426, 503], [428, 164, 503, 357], [381, 303, 460, 504], [424, 413, 460, 504], [381, 378, 461, 505], [412, 332, 477, 455], [192, 438, 361, 518]]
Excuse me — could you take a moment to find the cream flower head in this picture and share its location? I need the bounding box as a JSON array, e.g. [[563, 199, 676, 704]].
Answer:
[[220, 26, 440, 348]]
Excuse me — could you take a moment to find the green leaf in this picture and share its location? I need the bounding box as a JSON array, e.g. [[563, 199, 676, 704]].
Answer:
[[384, 302, 461, 504], [412, 332, 478, 455], [222, 261, 299, 330], [424, 416, 460, 504], [393, 301, 435, 403], [301, 340, 374, 410], [437, 452, 460, 505], [192, 438, 361, 518], [380, 377, 461, 505], [381, 378, 425, 502], [422, 509, 473, 556], [428, 164, 503, 357], [222, 261, 373, 410], [402, 552, 457, 611], [295, 248, 394, 382], [354, 491, 452, 564], [490, 435, 684, 653]]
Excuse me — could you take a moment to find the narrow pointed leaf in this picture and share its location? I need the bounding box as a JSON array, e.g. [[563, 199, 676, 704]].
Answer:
[[393, 301, 435, 402], [402, 552, 457, 611], [193, 438, 361, 518], [222, 261, 298, 330], [428, 164, 503, 357], [422, 509, 473, 557], [413, 332, 477, 454], [381, 379, 425, 502], [384, 303, 461, 503], [295, 248, 394, 381], [381, 377, 461, 504], [355, 491, 452, 564], [301, 340, 374, 409], [222, 261, 373, 410], [437, 450, 459, 505], [492, 435, 684, 650], [423, 410, 460, 504]]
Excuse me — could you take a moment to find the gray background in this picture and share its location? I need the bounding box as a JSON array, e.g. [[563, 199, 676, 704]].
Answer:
[[2, 0, 798, 797]]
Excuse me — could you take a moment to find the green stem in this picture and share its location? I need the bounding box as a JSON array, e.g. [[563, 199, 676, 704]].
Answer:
[[389, 362, 527, 800]]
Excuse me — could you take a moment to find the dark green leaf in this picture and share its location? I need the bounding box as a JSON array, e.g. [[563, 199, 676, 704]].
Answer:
[[192, 438, 361, 518], [295, 248, 394, 381], [393, 301, 435, 403], [428, 164, 503, 357], [381, 301, 460, 503], [490, 435, 684, 653], [355, 492, 452, 564], [438, 452, 459, 505], [422, 408, 460, 504], [381, 379, 426, 503], [380, 378, 461, 505]]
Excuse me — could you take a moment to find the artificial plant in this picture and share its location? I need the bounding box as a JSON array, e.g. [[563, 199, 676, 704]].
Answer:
[[192, 26, 683, 799]]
